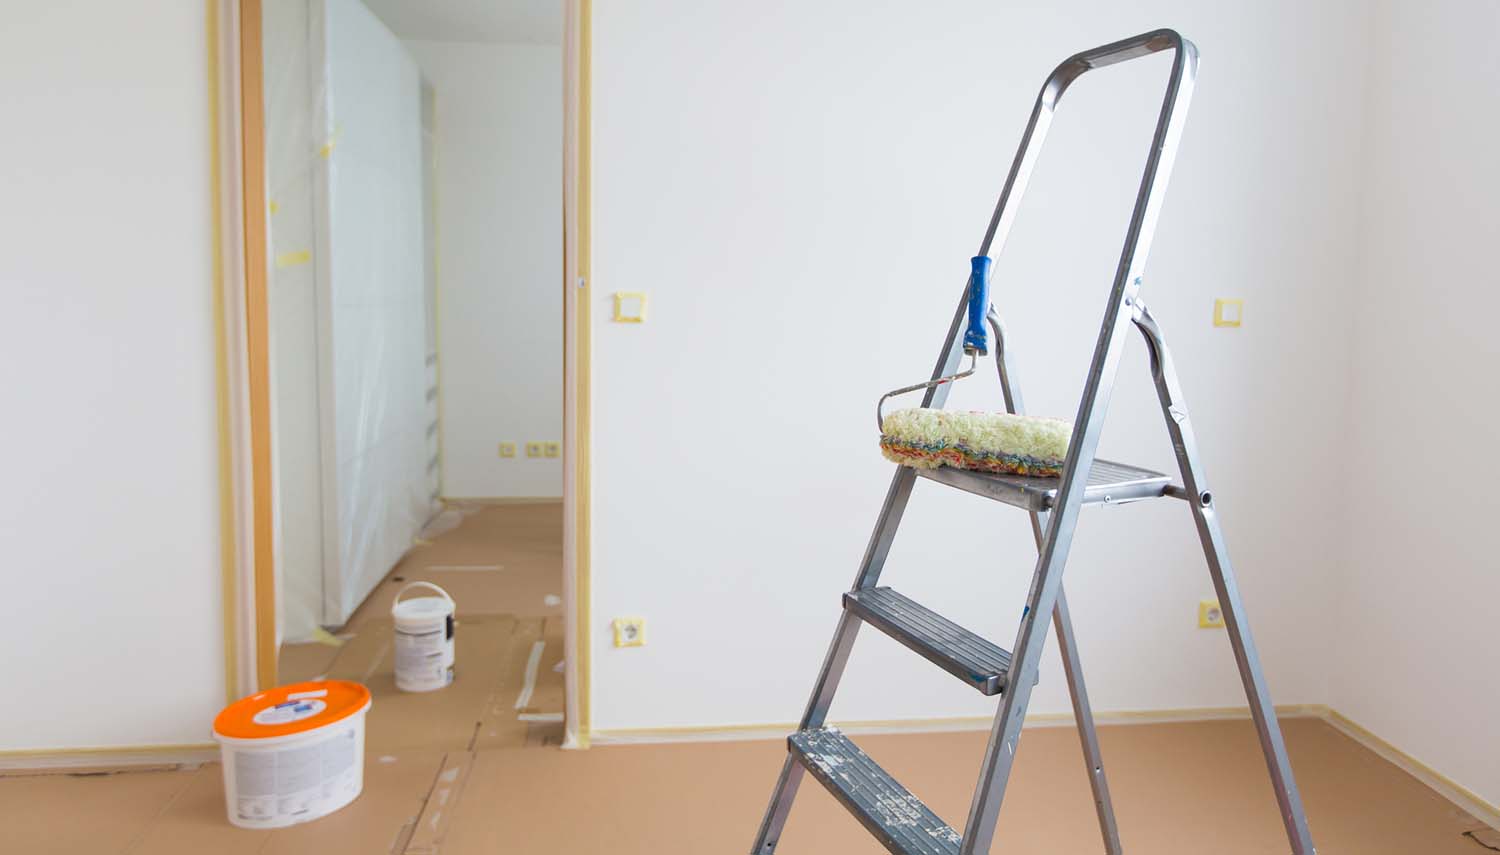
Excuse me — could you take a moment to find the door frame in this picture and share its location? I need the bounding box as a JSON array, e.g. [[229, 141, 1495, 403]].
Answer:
[[214, 0, 592, 747]]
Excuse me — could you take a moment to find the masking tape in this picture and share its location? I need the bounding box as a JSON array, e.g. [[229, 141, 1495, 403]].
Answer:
[[513, 640, 546, 710], [309, 627, 345, 648], [518, 712, 564, 723], [319, 126, 343, 159], [275, 249, 311, 268]]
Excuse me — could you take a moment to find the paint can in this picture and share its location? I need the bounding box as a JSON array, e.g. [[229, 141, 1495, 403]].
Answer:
[[211, 680, 372, 829], [392, 581, 456, 692]]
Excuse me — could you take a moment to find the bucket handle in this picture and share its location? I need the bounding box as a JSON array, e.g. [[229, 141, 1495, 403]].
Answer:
[[393, 581, 454, 611]]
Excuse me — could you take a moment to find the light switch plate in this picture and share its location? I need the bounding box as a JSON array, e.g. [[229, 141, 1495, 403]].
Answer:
[[498, 442, 516, 458], [1213, 298, 1244, 328], [525, 442, 543, 458], [613, 291, 647, 323], [544, 441, 560, 458]]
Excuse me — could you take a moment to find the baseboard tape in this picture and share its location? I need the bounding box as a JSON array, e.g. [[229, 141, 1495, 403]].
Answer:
[[588, 704, 1327, 746], [0, 743, 219, 776], [1319, 708, 1500, 832]]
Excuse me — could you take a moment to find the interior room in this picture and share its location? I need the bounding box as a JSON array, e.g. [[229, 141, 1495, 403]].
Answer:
[[2, 1, 1496, 853]]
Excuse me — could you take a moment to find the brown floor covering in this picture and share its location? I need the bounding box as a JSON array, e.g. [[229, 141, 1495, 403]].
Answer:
[[446, 718, 1492, 855], [276, 502, 568, 756], [3, 717, 1493, 853], [2, 505, 1491, 853]]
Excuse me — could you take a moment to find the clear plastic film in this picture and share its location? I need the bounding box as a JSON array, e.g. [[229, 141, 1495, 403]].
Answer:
[[264, 0, 441, 643]]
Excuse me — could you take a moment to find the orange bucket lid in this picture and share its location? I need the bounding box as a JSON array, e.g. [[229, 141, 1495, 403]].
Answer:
[[213, 680, 371, 741]]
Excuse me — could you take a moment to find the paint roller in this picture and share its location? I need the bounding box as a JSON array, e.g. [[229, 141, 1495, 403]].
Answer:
[[877, 256, 993, 429]]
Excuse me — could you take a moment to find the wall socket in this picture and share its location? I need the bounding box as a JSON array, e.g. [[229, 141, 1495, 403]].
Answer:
[[1199, 599, 1225, 629], [525, 442, 543, 458], [612, 617, 646, 647], [498, 442, 516, 458]]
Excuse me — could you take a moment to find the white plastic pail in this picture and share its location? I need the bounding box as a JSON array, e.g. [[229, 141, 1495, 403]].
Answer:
[[392, 581, 456, 692], [212, 680, 372, 829]]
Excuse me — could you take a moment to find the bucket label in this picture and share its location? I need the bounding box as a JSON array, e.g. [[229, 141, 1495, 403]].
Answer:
[[394, 625, 455, 692], [252, 698, 328, 726], [230, 728, 362, 826]]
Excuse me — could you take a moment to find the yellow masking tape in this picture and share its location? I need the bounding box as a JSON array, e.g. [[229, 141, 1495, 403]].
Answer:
[[275, 249, 311, 268], [319, 126, 343, 158]]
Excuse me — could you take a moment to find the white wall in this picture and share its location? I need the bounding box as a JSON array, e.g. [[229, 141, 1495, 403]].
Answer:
[[405, 41, 563, 499], [1334, 0, 1500, 808], [0, 1, 225, 748], [589, 1, 1369, 732]]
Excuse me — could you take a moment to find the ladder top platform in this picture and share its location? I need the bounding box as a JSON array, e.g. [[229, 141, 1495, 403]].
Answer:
[[915, 459, 1172, 511]]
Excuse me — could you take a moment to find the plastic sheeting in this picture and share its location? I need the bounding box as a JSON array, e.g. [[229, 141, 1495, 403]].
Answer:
[[265, 0, 440, 642]]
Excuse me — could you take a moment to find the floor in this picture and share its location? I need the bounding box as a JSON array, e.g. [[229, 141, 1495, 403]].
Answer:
[[3, 718, 1493, 853], [2, 503, 1493, 853], [277, 500, 568, 753]]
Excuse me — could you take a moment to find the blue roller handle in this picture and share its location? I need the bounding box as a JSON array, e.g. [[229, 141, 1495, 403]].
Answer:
[[963, 255, 992, 355]]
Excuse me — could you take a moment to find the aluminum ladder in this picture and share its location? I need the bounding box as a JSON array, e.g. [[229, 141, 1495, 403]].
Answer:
[[750, 30, 1316, 855]]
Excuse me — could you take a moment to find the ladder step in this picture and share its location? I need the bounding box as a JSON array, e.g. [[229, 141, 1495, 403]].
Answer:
[[915, 457, 1171, 511], [789, 728, 961, 855], [845, 587, 1011, 695]]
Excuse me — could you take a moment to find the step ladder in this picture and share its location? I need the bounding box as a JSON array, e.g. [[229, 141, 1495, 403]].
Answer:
[[750, 30, 1316, 855]]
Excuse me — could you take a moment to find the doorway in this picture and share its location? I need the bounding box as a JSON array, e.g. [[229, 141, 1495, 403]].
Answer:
[[235, 0, 586, 750]]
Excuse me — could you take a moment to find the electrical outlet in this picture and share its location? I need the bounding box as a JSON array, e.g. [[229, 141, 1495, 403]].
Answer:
[[612, 617, 646, 647], [525, 442, 543, 458], [1213, 298, 1243, 328], [544, 441, 560, 458], [1199, 599, 1225, 629], [498, 442, 516, 458]]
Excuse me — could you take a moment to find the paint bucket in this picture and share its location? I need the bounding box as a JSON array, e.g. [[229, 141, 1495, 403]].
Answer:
[[392, 581, 456, 692], [211, 680, 372, 829]]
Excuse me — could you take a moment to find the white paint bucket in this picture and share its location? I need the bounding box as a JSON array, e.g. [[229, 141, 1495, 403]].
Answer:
[[392, 581, 456, 692], [212, 680, 372, 829]]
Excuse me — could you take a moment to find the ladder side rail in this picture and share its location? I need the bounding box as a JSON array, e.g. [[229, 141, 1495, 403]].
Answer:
[[988, 311, 1122, 853], [961, 31, 1199, 854], [1133, 306, 1316, 853]]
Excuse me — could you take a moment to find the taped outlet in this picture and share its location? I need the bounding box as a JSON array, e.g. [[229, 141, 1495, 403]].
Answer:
[[612, 617, 646, 647], [1199, 599, 1225, 629]]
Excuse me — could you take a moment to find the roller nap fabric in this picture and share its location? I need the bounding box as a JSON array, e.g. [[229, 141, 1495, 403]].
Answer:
[[880, 407, 1072, 477]]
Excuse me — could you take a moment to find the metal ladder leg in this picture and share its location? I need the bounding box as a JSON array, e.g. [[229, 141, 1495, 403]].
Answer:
[[959, 511, 1078, 854], [961, 271, 1142, 853], [1051, 590, 1121, 851], [990, 310, 1121, 853], [1134, 305, 1315, 854]]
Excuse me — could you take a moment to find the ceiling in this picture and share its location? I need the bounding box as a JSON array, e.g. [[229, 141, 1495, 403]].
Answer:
[[359, 0, 562, 45]]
